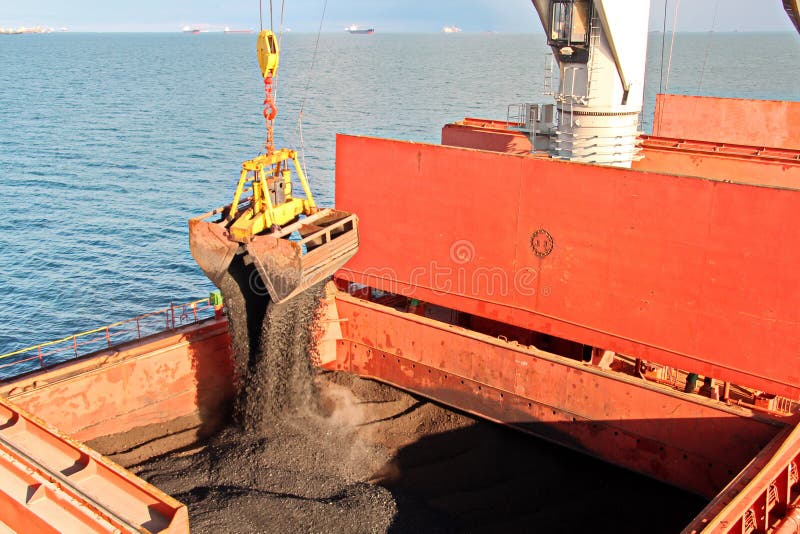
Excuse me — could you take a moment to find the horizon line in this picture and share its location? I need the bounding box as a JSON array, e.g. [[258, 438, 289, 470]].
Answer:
[[7, 29, 797, 34]]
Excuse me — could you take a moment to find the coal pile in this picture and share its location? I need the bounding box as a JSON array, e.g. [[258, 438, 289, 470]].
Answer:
[[103, 372, 705, 533], [136, 411, 398, 532]]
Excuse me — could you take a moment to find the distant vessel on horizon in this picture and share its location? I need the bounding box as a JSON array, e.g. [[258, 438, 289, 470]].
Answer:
[[0, 26, 54, 35], [224, 27, 254, 34], [442, 25, 462, 33], [346, 24, 374, 35]]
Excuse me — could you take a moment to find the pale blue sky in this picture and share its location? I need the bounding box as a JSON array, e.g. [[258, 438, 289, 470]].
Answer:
[[1, 0, 797, 33]]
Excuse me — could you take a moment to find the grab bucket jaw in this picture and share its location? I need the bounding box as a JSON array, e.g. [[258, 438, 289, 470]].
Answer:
[[189, 207, 358, 303], [188, 208, 239, 287]]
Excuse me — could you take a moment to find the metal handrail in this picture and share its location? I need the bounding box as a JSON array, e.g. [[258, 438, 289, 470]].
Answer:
[[0, 297, 218, 379]]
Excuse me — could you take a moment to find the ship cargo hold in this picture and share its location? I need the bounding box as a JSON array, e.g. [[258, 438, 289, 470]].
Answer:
[[0, 0, 799, 532]]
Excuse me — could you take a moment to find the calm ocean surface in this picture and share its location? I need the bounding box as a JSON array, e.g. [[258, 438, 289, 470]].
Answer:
[[1, 32, 798, 356]]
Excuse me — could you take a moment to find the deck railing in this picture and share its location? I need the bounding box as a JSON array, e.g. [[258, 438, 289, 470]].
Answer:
[[0, 297, 220, 380]]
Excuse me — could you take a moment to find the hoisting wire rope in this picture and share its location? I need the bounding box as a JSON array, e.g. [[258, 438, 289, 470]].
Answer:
[[295, 0, 329, 181], [259, 0, 280, 154], [664, 0, 681, 93], [269, 0, 274, 32], [256, 0, 321, 184], [266, 0, 286, 154], [658, 0, 668, 93], [279, 1, 285, 46], [697, 0, 721, 93], [273, 0, 286, 103], [658, 0, 681, 134]]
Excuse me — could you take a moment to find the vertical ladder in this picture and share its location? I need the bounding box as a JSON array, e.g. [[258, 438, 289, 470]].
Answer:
[[543, 47, 555, 96], [586, 11, 602, 101]]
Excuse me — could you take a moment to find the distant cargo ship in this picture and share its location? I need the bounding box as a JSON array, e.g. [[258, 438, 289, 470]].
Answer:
[[224, 27, 254, 34], [345, 24, 374, 34], [0, 26, 54, 35], [441, 25, 462, 33]]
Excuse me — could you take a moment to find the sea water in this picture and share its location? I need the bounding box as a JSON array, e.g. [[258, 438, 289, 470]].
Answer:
[[1, 32, 798, 358]]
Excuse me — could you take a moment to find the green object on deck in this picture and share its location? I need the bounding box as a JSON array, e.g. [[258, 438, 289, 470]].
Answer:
[[684, 373, 699, 393], [210, 291, 223, 306]]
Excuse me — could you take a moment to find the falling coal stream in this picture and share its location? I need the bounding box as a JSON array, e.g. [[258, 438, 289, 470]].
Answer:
[[224, 256, 322, 432], [141, 256, 402, 531]]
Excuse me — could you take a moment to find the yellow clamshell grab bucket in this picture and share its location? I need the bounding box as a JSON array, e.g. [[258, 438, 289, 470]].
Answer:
[[188, 31, 359, 304]]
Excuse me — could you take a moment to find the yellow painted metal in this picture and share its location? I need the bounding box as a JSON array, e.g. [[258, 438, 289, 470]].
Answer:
[[189, 22, 359, 305], [256, 30, 280, 78], [221, 33, 321, 243], [225, 149, 318, 243], [291, 151, 317, 208]]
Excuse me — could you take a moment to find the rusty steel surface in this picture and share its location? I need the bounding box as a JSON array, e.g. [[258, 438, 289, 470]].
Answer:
[[684, 420, 800, 533], [246, 233, 304, 302], [0, 395, 189, 533], [188, 213, 240, 287], [442, 120, 534, 155], [441, 114, 800, 190], [636, 136, 800, 189], [334, 134, 800, 399], [774, 504, 800, 534], [640, 136, 800, 164], [325, 293, 786, 498], [0, 441, 123, 533], [1, 319, 233, 442], [441, 117, 800, 189], [248, 209, 359, 303], [651, 94, 800, 151], [191, 206, 359, 303]]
